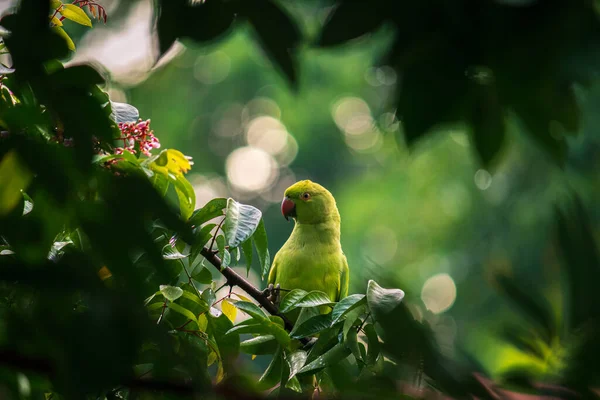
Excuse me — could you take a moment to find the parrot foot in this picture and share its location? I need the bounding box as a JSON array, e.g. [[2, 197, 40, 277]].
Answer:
[[263, 283, 281, 304]]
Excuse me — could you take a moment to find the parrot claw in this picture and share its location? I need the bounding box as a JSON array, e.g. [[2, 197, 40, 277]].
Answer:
[[263, 283, 281, 304]]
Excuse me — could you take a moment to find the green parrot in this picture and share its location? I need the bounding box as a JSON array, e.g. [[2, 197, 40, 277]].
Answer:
[[268, 180, 349, 320]]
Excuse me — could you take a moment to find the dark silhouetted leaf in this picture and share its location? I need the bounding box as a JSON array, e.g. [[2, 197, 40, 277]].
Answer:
[[318, 1, 387, 47]]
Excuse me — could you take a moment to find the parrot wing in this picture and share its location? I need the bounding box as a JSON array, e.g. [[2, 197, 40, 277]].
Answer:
[[337, 253, 349, 301], [267, 252, 279, 286]]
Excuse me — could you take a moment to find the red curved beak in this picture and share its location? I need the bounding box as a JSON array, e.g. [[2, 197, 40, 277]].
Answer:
[[281, 197, 296, 221]]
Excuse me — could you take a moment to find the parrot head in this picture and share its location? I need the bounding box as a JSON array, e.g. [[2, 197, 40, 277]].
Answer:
[[281, 180, 340, 224]]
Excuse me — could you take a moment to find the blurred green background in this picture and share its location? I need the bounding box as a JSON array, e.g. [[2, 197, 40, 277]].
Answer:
[[39, 0, 600, 383]]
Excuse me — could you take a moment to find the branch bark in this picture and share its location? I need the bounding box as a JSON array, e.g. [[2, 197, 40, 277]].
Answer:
[[200, 247, 309, 345]]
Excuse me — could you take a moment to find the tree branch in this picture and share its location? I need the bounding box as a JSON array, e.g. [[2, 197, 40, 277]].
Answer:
[[200, 247, 309, 345]]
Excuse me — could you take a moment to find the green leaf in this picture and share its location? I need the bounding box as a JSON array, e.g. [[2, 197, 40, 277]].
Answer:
[[0, 151, 32, 217], [331, 294, 366, 325], [192, 267, 213, 284], [366, 280, 405, 321], [285, 376, 302, 393], [280, 290, 334, 313], [216, 234, 229, 267], [51, 26, 75, 51], [50, 0, 62, 9], [345, 328, 362, 363], [167, 302, 198, 325], [151, 170, 170, 197], [226, 322, 272, 336], [180, 290, 209, 312], [207, 311, 239, 364], [202, 288, 216, 307], [160, 285, 183, 301], [291, 314, 332, 339], [286, 350, 307, 381], [279, 289, 307, 313], [363, 324, 380, 366], [221, 248, 231, 267], [258, 347, 283, 390], [22, 192, 33, 216], [342, 306, 365, 339], [162, 246, 187, 260], [233, 301, 268, 321], [190, 223, 216, 263], [60, 4, 92, 27], [190, 198, 227, 227], [293, 291, 335, 309], [174, 174, 196, 220], [223, 198, 262, 248], [241, 239, 253, 276], [306, 326, 340, 364], [253, 219, 270, 280], [240, 335, 278, 355], [298, 343, 351, 375]]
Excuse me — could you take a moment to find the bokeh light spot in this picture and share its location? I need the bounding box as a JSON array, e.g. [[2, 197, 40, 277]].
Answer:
[[194, 51, 231, 84], [226, 147, 278, 193], [474, 169, 492, 190], [246, 116, 289, 155], [421, 273, 457, 314], [361, 225, 398, 265]]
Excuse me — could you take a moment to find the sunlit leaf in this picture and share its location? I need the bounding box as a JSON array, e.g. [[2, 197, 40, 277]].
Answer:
[[286, 350, 307, 381], [110, 102, 139, 123], [221, 298, 237, 322], [160, 285, 184, 301], [223, 198, 262, 248], [51, 26, 75, 50], [22, 192, 33, 216], [366, 280, 405, 321], [60, 4, 92, 27], [49, 15, 62, 26], [151, 149, 193, 177], [162, 246, 187, 260]]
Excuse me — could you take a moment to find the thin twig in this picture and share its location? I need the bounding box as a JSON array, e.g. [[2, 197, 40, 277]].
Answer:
[[208, 217, 226, 254], [180, 258, 203, 300], [200, 247, 309, 346], [356, 312, 371, 333], [157, 300, 167, 325]]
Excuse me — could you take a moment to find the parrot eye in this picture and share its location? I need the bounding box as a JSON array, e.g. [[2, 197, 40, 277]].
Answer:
[[301, 192, 311, 201]]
